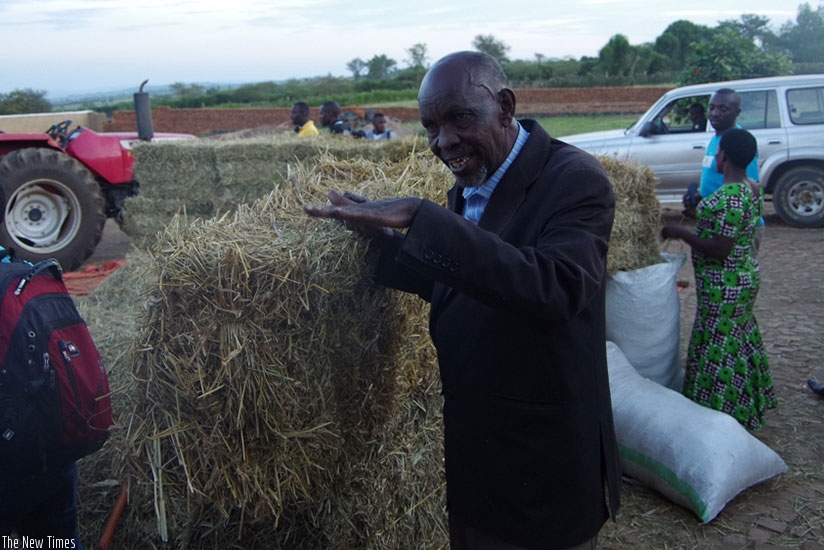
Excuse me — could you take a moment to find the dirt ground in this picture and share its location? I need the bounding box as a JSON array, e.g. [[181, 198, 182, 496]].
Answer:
[[80, 202, 823, 549]]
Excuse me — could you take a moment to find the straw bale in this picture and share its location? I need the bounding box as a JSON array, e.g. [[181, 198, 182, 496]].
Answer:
[[126, 136, 429, 249], [131, 140, 219, 202], [598, 155, 663, 273], [90, 149, 449, 548], [73, 250, 158, 546]]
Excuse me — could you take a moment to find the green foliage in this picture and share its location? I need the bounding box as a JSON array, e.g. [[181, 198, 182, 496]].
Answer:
[[405, 43, 429, 69], [679, 28, 793, 84], [170, 82, 207, 97], [505, 59, 553, 87], [775, 3, 824, 63], [0, 88, 52, 115], [654, 20, 716, 71], [366, 54, 397, 80], [599, 34, 634, 77], [346, 58, 367, 80], [473, 34, 510, 64]]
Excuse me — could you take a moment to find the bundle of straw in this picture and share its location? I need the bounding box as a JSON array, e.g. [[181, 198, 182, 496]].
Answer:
[[102, 146, 450, 548], [598, 155, 663, 273]]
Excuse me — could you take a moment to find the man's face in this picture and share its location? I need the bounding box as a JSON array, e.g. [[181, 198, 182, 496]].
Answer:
[[372, 116, 386, 134], [319, 106, 334, 127], [291, 106, 307, 126], [708, 92, 740, 134], [418, 64, 511, 188]]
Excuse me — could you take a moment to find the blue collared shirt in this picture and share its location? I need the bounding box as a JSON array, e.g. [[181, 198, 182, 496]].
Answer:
[[462, 122, 530, 224]]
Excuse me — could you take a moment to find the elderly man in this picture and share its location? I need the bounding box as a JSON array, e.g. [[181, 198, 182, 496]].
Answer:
[[305, 51, 620, 549]]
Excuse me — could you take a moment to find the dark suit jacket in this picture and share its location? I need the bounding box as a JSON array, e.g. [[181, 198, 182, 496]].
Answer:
[[375, 119, 621, 549]]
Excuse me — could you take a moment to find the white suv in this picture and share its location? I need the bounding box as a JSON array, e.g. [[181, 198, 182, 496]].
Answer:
[[559, 75, 824, 228]]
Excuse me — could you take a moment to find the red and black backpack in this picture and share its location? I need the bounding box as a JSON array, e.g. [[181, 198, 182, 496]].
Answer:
[[0, 251, 113, 478]]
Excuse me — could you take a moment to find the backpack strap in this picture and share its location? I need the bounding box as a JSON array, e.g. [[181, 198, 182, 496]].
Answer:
[[14, 259, 63, 296]]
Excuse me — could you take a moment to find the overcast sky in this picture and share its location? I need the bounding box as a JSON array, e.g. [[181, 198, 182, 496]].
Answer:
[[0, 0, 800, 99]]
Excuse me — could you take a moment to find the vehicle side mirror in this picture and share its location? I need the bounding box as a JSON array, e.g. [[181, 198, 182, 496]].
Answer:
[[639, 122, 656, 137]]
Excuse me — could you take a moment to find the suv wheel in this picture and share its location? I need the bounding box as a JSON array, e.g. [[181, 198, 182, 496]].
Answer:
[[772, 166, 824, 228]]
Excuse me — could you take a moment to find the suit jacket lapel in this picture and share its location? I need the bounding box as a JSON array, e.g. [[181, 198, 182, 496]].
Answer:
[[478, 123, 545, 234], [432, 121, 548, 312]]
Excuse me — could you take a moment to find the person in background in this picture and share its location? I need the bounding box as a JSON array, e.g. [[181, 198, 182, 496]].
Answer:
[[365, 113, 396, 140], [683, 89, 764, 253], [318, 101, 352, 135], [663, 128, 776, 430], [698, 90, 760, 200], [290, 101, 319, 137], [304, 50, 620, 550], [688, 103, 707, 132]]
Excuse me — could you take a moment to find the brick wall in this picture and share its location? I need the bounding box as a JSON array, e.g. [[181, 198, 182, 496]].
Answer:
[[1, 110, 107, 133], [102, 87, 672, 136]]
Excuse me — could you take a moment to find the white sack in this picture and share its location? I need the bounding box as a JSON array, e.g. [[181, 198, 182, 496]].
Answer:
[[606, 252, 686, 390], [607, 341, 788, 523]]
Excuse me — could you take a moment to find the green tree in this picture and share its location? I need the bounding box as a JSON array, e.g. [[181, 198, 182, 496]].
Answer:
[[472, 34, 510, 64], [634, 44, 671, 76], [654, 20, 715, 71], [775, 3, 824, 63], [405, 43, 429, 69], [366, 54, 397, 80], [679, 28, 792, 84], [0, 88, 52, 115], [346, 58, 367, 80], [404, 43, 429, 86], [505, 59, 553, 86], [599, 34, 634, 77], [717, 14, 775, 46]]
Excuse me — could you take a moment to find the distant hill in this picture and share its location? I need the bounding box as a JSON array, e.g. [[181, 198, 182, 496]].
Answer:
[[49, 82, 241, 109]]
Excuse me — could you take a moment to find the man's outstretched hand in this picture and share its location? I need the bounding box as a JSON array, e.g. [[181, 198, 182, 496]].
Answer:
[[303, 190, 422, 243]]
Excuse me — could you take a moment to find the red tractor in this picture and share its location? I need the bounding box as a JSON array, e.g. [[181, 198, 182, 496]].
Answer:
[[0, 89, 194, 271]]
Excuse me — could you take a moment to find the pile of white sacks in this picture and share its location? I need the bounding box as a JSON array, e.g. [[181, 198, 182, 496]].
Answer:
[[604, 253, 787, 523]]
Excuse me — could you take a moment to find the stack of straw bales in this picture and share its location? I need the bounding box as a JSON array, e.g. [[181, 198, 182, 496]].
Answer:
[[124, 134, 423, 248], [75, 137, 662, 548]]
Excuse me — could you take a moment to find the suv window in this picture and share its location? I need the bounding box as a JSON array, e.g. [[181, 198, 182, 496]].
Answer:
[[739, 90, 781, 130], [787, 86, 824, 125], [649, 95, 710, 134]]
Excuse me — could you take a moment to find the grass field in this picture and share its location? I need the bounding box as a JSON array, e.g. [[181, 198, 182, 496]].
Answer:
[[401, 114, 639, 138], [537, 114, 639, 137]]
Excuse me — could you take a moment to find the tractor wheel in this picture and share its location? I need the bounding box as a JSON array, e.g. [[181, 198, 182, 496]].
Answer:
[[0, 148, 106, 271]]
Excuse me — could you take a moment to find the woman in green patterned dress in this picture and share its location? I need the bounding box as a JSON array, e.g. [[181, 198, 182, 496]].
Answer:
[[662, 128, 776, 430]]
